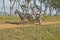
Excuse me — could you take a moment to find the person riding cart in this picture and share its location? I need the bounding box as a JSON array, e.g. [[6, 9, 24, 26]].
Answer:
[[35, 11, 40, 20]]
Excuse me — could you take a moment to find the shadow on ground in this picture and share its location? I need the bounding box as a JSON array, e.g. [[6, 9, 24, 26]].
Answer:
[[5, 21, 32, 25]]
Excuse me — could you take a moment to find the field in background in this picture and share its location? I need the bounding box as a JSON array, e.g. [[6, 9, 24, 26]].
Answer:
[[0, 16, 60, 40], [0, 16, 60, 24], [45, 16, 60, 21], [0, 16, 20, 24]]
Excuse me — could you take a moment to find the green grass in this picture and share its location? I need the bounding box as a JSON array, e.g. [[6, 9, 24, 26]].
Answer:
[[0, 16, 60, 40], [0, 16, 20, 24], [45, 16, 60, 21], [0, 16, 20, 21], [0, 24, 60, 40], [0, 16, 60, 24], [0, 16, 60, 21]]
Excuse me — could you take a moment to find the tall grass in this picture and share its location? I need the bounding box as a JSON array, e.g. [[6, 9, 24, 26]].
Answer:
[[0, 24, 60, 40]]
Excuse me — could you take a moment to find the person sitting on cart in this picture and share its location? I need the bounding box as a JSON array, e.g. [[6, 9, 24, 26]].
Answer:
[[35, 11, 40, 20]]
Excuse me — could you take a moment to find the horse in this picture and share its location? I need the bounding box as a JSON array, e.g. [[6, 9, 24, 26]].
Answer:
[[14, 9, 35, 24]]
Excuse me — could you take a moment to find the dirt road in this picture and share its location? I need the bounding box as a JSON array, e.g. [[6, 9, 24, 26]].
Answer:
[[0, 21, 60, 29]]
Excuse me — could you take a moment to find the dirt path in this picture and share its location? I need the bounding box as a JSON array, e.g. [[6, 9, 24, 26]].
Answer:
[[41, 21, 60, 25], [0, 21, 60, 29], [0, 24, 35, 29]]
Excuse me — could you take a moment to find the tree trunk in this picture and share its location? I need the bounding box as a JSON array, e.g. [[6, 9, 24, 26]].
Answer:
[[10, 0, 16, 16], [10, 0, 12, 16], [49, 7, 52, 16], [55, 9, 59, 16], [3, 0, 6, 16], [44, 0, 48, 16]]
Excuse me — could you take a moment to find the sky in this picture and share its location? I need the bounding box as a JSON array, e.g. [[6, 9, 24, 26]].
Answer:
[[0, 0, 10, 13], [0, 0, 56, 15]]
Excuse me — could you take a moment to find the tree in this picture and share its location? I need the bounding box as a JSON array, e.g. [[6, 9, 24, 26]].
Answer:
[[10, 0, 16, 16], [3, 0, 6, 16], [52, 0, 60, 15], [41, 0, 60, 16]]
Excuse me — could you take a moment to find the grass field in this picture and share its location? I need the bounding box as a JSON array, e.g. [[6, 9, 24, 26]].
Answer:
[[0, 16, 20, 24], [0, 16, 60, 21], [0, 16, 60, 40], [45, 16, 60, 21], [0, 16, 20, 21], [0, 24, 60, 40]]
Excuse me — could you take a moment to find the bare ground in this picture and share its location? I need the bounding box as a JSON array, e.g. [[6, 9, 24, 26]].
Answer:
[[0, 21, 60, 29]]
